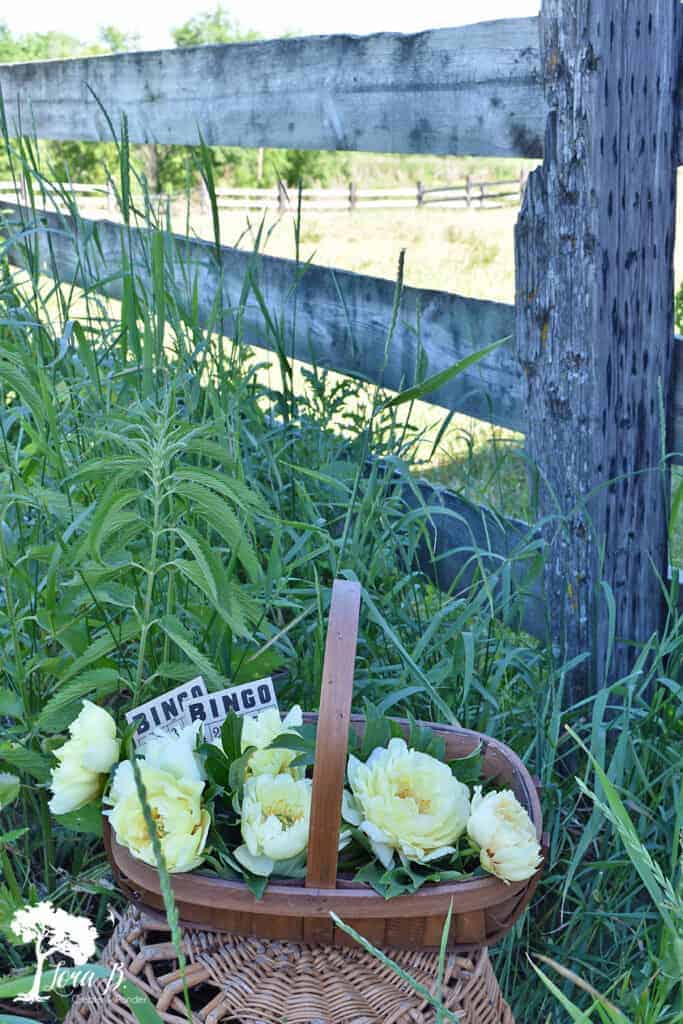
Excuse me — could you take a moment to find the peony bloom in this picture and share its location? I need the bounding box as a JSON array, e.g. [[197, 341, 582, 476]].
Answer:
[[344, 737, 470, 868], [241, 705, 304, 779], [140, 722, 205, 784], [467, 786, 542, 883], [49, 701, 120, 814], [234, 773, 312, 876], [105, 759, 210, 873]]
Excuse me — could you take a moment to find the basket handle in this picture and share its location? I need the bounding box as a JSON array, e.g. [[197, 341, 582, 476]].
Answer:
[[305, 579, 361, 890]]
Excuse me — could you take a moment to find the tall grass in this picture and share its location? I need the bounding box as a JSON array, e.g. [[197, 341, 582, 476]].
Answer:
[[0, 128, 681, 1023]]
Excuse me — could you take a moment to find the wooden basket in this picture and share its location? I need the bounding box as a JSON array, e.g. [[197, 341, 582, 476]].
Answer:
[[65, 906, 516, 1024], [106, 580, 545, 952]]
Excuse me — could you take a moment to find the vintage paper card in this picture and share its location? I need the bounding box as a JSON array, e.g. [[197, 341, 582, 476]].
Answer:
[[186, 677, 278, 742], [126, 676, 207, 744]]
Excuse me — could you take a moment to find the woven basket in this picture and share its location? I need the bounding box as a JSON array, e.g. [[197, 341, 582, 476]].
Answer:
[[65, 906, 515, 1024], [106, 581, 544, 952]]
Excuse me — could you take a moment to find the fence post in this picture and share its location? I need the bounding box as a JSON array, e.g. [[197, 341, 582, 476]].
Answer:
[[277, 179, 288, 213], [514, 0, 680, 697], [465, 175, 472, 209], [479, 182, 485, 208], [416, 181, 424, 207], [349, 181, 357, 211]]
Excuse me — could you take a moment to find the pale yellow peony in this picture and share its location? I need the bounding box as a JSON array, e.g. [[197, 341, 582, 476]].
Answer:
[[140, 722, 205, 783], [241, 705, 304, 779], [234, 773, 312, 876], [49, 701, 120, 815], [344, 737, 470, 868], [466, 787, 542, 883], [105, 726, 209, 874]]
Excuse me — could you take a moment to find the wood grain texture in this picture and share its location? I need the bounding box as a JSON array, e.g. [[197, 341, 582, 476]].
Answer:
[[306, 580, 361, 889], [0, 19, 545, 157], [0, 202, 524, 431], [515, 1, 681, 694]]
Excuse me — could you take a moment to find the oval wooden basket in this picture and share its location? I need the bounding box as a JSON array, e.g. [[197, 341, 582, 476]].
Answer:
[[106, 580, 545, 952]]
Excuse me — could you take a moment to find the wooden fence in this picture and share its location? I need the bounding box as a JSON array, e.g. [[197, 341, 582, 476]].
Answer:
[[0, 10, 680, 694], [206, 176, 527, 212], [0, 176, 527, 213]]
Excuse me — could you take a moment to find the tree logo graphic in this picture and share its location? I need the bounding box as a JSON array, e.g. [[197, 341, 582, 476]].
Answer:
[[11, 901, 98, 1003]]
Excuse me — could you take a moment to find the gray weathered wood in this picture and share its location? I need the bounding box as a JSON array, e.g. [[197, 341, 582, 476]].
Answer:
[[515, 1, 681, 695], [0, 202, 522, 429], [3, 201, 683, 459], [401, 473, 682, 636], [0, 20, 545, 157]]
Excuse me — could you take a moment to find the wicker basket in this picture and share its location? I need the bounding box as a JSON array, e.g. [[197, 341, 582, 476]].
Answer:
[[65, 906, 516, 1024], [106, 580, 544, 952]]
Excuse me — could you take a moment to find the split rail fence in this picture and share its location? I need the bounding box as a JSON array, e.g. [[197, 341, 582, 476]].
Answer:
[[0, 13, 681, 682], [0, 175, 527, 213]]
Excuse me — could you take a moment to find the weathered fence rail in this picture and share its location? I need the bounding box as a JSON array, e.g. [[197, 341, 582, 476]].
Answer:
[[0, 19, 545, 158], [1, 9, 681, 675]]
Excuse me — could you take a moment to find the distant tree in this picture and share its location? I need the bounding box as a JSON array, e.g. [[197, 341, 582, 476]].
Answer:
[[171, 6, 259, 47], [96, 25, 142, 54]]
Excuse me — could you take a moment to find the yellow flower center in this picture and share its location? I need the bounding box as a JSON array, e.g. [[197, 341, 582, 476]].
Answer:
[[151, 808, 167, 839], [396, 781, 431, 814], [264, 799, 303, 829]]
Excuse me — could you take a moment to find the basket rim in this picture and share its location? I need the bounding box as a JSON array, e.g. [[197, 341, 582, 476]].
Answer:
[[106, 716, 544, 919]]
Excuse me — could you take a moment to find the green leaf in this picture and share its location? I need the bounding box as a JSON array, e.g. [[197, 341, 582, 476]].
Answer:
[[89, 485, 142, 562], [174, 467, 264, 515], [407, 712, 446, 760], [0, 743, 50, 783], [54, 801, 103, 837], [0, 829, 28, 850], [220, 709, 244, 764], [230, 646, 285, 684], [0, 691, 22, 719], [448, 745, 483, 787], [381, 336, 509, 410], [244, 872, 268, 900], [173, 480, 262, 583], [158, 615, 223, 689], [38, 669, 121, 728], [359, 700, 393, 760], [201, 744, 231, 789], [0, 774, 20, 810], [59, 620, 140, 685]]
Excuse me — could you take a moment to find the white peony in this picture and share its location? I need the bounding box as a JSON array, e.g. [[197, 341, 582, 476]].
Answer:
[[344, 737, 470, 868], [139, 723, 205, 784], [241, 705, 304, 779], [466, 786, 542, 883], [234, 772, 312, 876], [105, 757, 209, 874], [49, 701, 120, 814]]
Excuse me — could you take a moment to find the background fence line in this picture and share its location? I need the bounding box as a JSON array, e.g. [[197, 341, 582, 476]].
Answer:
[[0, 174, 528, 213]]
